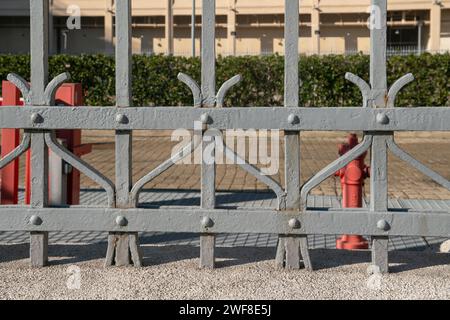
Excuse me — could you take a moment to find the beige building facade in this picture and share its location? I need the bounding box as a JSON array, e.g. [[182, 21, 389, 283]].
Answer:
[[0, 0, 449, 55]]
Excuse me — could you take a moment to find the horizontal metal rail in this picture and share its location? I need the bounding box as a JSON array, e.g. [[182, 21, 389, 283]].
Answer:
[[0, 207, 448, 238], [0, 106, 449, 131]]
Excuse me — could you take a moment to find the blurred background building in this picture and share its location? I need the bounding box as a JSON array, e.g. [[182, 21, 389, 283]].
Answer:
[[0, 0, 449, 56]]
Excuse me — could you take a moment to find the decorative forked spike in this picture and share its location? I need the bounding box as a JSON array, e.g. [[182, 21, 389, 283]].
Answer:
[[44, 72, 71, 105], [216, 74, 242, 108], [387, 73, 414, 108], [177, 73, 202, 107], [7, 73, 31, 104], [345, 72, 371, 108]]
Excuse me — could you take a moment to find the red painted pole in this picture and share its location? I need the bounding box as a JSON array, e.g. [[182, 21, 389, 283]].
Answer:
[[335, 133, 369, 250], [0, 81, 22, 205]]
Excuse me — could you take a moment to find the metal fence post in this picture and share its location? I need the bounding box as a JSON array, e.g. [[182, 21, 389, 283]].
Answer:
[[105, 0, 143, 268], [29, 0, 50, 267], [275, 0, 312, 271], [199, 0, 216, 269], [369, 0, 390, 274]]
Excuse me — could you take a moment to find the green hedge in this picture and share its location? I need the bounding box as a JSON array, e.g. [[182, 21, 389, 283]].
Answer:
[[0, 53, 449, 107]]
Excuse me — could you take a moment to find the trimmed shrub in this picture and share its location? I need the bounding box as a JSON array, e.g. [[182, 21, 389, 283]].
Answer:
[[0, 53, 448, 107]]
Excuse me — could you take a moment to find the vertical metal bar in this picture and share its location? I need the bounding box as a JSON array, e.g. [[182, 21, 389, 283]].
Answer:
[[277, 0, 311, 270], [370, 0, 387, 109], [115, 0, 132, 206], [29, 0, 49, 267], [284, 0, 299, 109], [200, 0, 216, 268], [192, 0, 196, 57], [284, 0, 300, 210], [31, 0, 49, 106], [370, 0, 389, 273], [201, 0, 216, 107], [107, 0, 141, 267]]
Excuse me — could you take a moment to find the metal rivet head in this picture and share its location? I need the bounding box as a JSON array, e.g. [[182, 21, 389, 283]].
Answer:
[[376, 113, 389, 125], [115, 113, 128, 124], [377, 219, 390, 231], [200, 113, 211, 125], [29, 215, 43, 226], [201, 217, 214, 228], [30, 113, 43, 124], [287, 114, 299, 125], [115, 216, 128, 227], [288, 218, 301, 229]]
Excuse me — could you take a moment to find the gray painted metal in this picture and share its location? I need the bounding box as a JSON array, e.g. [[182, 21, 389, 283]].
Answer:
[[3, 106, 450, 131], [0, 0, 448, 273], [29, 0, 50, 267], [0, 206, 449, 237], [369, 0, 390, 273]]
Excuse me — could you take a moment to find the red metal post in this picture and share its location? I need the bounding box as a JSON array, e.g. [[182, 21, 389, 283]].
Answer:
[[335, 133, 370, 250], [0, 81, 22, 204]]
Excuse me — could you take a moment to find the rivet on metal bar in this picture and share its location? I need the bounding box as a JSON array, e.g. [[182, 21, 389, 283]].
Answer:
[[31, 113, 43, 124], [201, 216, 214, 228], [288, 218, 301, 229], [115, 216, 128, 227], [29, 215, 43, 226], [115, 113, 128, 124], [376, 112, 389, 125], [287, 114, 299, 125], [377, 219, 391, 231], [200, 113, 211, 125]]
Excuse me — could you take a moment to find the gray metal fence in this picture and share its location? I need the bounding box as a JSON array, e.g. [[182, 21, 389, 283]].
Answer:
[[0, 0, 449, 273]]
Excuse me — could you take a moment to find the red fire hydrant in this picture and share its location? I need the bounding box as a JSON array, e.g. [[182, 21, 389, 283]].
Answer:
[[335, 133, 370, 250]]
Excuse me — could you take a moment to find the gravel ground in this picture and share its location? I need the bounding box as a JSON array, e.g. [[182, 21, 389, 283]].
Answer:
[[1, 243, 449, 300]]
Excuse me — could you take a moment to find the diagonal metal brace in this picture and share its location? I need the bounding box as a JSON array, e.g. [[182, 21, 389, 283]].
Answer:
[[44, 131, 116, 207], [300, 134, 373, 210]]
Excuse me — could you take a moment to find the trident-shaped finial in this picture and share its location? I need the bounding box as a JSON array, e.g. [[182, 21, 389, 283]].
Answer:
[[7, 72, 71, 106], [177, 73, 242, 108]]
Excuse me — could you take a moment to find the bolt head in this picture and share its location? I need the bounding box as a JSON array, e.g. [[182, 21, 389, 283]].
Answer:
[[287, 114, 299, 125], [201, 216, 214, 228], [200, 113, 211, 125], [115, 215, 128, 227], [29, 215, 43, 226], [30, 113, 43, 124], [288, 218, 301, 229], [115, 113, 128, 124], [376, 113, 389, 125], [377, 219, 390, 231]]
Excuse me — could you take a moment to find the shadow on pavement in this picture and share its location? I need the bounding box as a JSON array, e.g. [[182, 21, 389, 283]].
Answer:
[[0, 243, 448, 273]]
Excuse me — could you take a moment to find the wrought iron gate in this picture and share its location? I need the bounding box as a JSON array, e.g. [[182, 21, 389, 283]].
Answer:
[[0, 0, 449, 273]]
